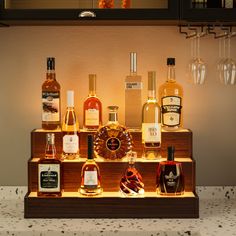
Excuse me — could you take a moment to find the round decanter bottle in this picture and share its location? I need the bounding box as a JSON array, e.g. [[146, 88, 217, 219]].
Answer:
[[94, 106, 133, 160]]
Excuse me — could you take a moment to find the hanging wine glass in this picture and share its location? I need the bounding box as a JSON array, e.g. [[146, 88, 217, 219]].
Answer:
[[217, 36, 227, 84]]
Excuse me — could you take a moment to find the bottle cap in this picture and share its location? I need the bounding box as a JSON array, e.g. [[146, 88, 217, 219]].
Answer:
[[148, 71, 156, 91], [47, 57, 55, 70], [89, 74, 96, 92], [87, 134, 94, 159], [167, 58, 175, 66], [46, 133, 55, 145], [167, 146, 175, 161], [130, 52, 137, 74], [67, 90, 74, 107]]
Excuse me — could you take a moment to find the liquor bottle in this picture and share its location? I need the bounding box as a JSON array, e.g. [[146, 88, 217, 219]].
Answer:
[[192, 0, 207, 8], [224, 0, 233, 8], [122, 0, 131, 8], [156, 146, 184, 195], [125, 52, 142, 129], [38, 133, 62, 197], [120, 151, 144, 196], [159, 58, 183, 131], [142, 71, 161, 159], [207, 0, 222, 7], [80, 134, 102, 196], [99, 0, 114, 8], [42, 57, 61, 130], [94, 106, 133, 160], [83, 74, 102, 131], [62, 90, 79, 160], [234, 0, 236, 7]]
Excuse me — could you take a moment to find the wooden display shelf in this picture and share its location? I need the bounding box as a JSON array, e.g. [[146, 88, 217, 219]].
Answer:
[[24, 191, 199, 218]]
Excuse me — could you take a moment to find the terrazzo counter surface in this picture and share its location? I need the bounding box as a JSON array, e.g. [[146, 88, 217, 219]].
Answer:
[[0, 186, 236, 236]]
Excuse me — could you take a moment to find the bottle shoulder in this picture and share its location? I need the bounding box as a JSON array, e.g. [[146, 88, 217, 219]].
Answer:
[[42, 78, 61, 91], [158, 81, 183, 97]]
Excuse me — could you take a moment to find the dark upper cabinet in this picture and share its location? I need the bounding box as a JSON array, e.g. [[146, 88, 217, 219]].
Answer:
[[181, 0, 236, 23], [0, 0, 179, 26]]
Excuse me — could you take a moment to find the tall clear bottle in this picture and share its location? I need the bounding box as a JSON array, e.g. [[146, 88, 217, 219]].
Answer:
[[142, 71, 161, 159], [83, 74, 102, 131], [62, 90, 79, 160], [125, 52, 142, 129], [159, 58, 183, 131], [42, 57, 61, 130]]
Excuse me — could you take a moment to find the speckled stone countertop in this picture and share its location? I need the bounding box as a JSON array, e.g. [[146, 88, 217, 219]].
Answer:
[[0, 186, 236, 236]]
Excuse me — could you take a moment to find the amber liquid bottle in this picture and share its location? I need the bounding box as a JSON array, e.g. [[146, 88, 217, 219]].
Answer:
[[156, 146, 184, 196], [159, 58, 183, 131], [83, 74, 102, 131], [62, 90, 79, 160], [80, 134, 102, 196], [38, 133, 62, 197], [42, 57, 61, 130]]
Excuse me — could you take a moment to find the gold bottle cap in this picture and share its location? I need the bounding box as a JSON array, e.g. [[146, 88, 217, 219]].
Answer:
[[89, 74, 96, 94], [148, 71, 156, 91]]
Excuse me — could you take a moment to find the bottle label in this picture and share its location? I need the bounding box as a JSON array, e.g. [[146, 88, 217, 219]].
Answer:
[[42, 92, 60, 122], [38, 164, 60, 192], [142, 123, 161, 143], [125, 82, 143, 90], [106, 137, 121, 151], [85, 109, 99, 126], [161, 96, 182, 127], [84, 171, 98, 189], [63, 134, 79, 154]]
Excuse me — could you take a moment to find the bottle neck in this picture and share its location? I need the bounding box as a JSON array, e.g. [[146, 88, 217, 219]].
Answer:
[[167, 65, 176, 82], [45, 143, 56, 159], [46, 70, 56, 80], [147, 90, 157, 101], [108, 112, 118, 123], [89, 90, 96, 97]]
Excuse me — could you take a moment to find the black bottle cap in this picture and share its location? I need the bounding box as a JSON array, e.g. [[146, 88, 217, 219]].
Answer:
[[167, 58, 175, 66], [87, 134, 94, 160], [47, 57, 55, 70], [167, 146, 175, 161]]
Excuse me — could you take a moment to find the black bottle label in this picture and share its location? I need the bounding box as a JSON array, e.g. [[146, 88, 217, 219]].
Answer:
[[106, 137, 121, 151], [38, 164, 60, 192]]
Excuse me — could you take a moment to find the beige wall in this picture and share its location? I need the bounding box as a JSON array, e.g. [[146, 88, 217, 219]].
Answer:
[[0, 26, 236, 186]]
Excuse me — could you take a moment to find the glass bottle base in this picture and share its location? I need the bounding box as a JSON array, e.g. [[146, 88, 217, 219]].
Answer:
[[37, 191, 62, 197], [142, 149, 161, 160], [79, 187, 103, 196], [62, 153, 79, 160]]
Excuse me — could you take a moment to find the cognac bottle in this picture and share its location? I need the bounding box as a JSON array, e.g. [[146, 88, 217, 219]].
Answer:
[[38, 133, 62, 197], [42, 57, 61, 130], [94, 106, 133, 160], [156, 146, 184, 195], [125, 52, 142, 129], [62, 90, 79, 160], [120, 151, 144, 196], [99, 0, 114, 8], [83, 74, 102, 131], [80, 134, 102, 196], [158, 58, 183, 130], [142, 71, 161, 159]]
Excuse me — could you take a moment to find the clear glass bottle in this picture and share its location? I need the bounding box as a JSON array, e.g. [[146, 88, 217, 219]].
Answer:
[[83, 74, 102, 131], [120, 151, 144, 196], [156, 146, 184, 196], [94, 106, 133, 160], [159, 58, 183, 131], [42, 57, 61, 130], [62, 90, 79, 160], [80, 134, 102, 196], [142, 71, 161, 159], [38, 133, 62, 197], [125, 52, 142, 129]]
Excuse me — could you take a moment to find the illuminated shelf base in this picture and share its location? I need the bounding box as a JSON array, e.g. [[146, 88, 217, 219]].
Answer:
[[24, 191, 199, 218]]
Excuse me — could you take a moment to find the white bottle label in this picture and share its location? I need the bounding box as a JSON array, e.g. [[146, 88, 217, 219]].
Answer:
[[42, 91, 60, 122], [84, 171, 98, 186], [85, 109, 99, 126], [63, 135, 79, 153], [125, 82, 143, 90], [38, 164, 60, 192], [161, 96, 182, 127], [142, 123, 161, 143]]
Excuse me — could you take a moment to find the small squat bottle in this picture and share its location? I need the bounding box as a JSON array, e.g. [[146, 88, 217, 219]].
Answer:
[[38, 133, 62, 197], [80, 135, 102, 196], [156, 146, 184, 196]]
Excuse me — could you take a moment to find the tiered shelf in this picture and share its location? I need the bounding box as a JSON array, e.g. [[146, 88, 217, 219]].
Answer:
[[24, 129, 199, 218]]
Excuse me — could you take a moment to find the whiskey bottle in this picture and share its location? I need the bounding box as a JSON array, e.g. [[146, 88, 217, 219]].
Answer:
[[62, 90, 79, 160], [42, 57, 61, 130], [156, 146, 184, 196], [38, 133, 62, 197], [142, 71, 161, 159], [158, 58, 183, 130], [83, 74, 102, 131], [120, 151, 144, 196], [125, 52, 142, 129], [94, 106, 133, 160], [80, 134, 102, 196]]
